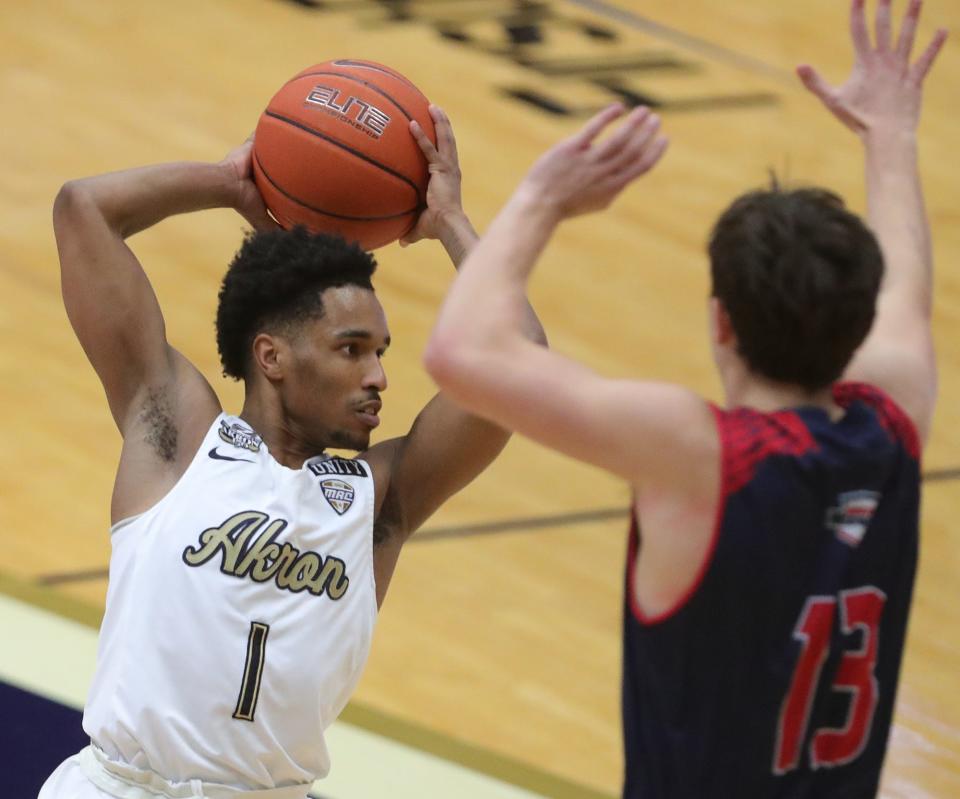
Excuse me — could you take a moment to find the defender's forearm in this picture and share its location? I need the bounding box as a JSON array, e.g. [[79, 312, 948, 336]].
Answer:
[[863, 131, 933, 314], [439, 202, 550, 346]]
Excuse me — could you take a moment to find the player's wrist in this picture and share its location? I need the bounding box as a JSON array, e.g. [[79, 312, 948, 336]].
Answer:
[[509, 184, 565, 227], [860, 126, 919, 152]]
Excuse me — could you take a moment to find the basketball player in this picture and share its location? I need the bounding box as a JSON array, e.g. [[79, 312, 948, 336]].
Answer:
[[425, 0, 946, 795], [40, 106, 543, 797]]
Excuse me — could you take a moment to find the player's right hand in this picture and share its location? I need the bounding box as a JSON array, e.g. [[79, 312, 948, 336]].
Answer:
[[515, 104, 668, 220], [221, 136, 281, 232]]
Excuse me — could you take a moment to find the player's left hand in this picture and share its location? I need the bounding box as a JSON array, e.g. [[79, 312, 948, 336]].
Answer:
[[401, 105, 466, 246], [221, 135, 281, 232]]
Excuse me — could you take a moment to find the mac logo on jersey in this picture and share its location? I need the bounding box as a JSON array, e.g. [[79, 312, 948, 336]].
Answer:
[[321, 479, 354, 515], [219, 420, 262, 453], [182, 510, 349, 600], [825, 490, 881, 547]]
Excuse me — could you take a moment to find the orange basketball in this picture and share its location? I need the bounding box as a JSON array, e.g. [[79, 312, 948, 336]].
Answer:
[[253, 59, 436, 251]]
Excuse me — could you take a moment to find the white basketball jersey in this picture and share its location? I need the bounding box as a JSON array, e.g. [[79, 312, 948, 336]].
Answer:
[[83, 414, 378, 790]]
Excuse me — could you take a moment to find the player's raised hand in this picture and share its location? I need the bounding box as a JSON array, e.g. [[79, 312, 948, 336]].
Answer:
[[401, 105, 466, 246], [797, 0, 947, 137], [220, 135, 280, 232], [515, 104, 668, 220]]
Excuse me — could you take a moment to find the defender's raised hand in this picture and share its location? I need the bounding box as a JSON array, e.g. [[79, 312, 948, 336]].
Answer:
[[516, 104, 668, 220], [797, 0, 948, 136]]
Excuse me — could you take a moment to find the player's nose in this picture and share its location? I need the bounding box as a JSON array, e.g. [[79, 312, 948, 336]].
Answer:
[[363, 358, 387, 392]]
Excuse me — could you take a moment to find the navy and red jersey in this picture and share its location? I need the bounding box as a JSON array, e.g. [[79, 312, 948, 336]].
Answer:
[[622, 383, 922, 798]]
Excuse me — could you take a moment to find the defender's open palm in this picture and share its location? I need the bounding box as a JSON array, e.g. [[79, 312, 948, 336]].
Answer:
[[797, 0, 947, 136], [519, 104, 668, 219]]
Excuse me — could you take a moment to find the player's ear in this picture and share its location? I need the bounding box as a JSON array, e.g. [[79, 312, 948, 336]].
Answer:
[[709, 297, 736, 347], [251, 332, 286, 381]]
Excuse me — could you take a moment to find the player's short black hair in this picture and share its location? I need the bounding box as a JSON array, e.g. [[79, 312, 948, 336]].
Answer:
[[216, 226, 377, 380], [708, 184, 883, 392]]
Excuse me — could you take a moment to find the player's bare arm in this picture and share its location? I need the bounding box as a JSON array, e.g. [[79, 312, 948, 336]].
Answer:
[[798, 0, 947, 443], [363, 106, 547, 604], [53, 139, 275, 522], [423, 108, 723, 617], [423, 107, 717, 492]]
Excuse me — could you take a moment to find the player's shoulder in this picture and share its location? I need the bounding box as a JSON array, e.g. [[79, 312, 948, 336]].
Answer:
[[833, 380, 921, 460]]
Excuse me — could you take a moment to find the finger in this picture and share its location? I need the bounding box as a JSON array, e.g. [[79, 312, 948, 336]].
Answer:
[[429, 105, 460, 162], [850, 0, 872, 58], [592, 106, 651, 161], [875, 0, 893, 52], [570, 103, 626, 149], [620, 136, 670, 183], [910, 28, 948, 84], [895, 0, 922, 61], [796, 64, 836, 105], [410, 119, 440, 163], [605, 112, 661, 174]]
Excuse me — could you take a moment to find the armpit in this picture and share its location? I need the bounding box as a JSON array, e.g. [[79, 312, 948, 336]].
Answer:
[[139, 387, 178, 462], [373, 480, 403, 547]]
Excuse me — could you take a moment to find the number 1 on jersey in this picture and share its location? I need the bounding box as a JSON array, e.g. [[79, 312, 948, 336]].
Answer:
[[774, 587, 886, 774], [234, 622, 270, 722]]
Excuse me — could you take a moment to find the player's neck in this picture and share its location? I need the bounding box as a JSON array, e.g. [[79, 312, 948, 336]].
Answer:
[[724, 371, 843, 420], [238, 393, 323, 470]]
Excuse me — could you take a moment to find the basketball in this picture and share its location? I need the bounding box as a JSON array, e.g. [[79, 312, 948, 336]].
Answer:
[[253, 59, 436, 251]]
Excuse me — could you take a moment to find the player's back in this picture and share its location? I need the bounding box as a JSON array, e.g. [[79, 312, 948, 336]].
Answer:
[[622, 382, 921, 798]]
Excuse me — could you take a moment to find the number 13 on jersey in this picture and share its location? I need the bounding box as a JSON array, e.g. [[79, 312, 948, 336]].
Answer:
[[774, 586, 887, 774]]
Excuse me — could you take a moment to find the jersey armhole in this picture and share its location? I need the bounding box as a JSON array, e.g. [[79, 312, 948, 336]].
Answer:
[[350, 457, 381, 622], [627, 403, 729, 626]]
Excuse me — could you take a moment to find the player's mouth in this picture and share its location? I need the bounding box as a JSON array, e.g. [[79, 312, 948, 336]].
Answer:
[[355, 399, 381, 429]]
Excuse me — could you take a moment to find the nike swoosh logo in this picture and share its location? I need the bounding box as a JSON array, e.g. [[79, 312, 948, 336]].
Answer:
[[208, 447, 255, 463]]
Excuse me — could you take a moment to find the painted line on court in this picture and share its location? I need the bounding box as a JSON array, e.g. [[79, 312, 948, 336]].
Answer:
[[415, 507, 629, 541], [31, 464, 960, 585], [924, 467, 960, 483], [563, 0, 796, 84]]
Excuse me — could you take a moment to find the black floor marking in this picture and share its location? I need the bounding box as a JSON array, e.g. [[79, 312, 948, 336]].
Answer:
[[414, 507, 629, 542], [564, 0, 796, 85], [925, 467, 960, 483], [37, 567, 110, 586], [33, 466, 960, 585]]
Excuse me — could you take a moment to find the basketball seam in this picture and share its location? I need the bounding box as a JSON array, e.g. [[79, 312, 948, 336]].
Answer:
[[331, 59, 420, 92], [263, 110, 425, 202], [276, 71, 419, 122], [254, 152, 419, 222]]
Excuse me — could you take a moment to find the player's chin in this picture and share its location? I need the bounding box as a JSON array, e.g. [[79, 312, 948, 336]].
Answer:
[[328, 427, 371, 453]]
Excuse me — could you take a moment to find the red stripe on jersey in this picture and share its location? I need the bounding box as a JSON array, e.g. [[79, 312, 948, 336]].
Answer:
[[833, 382, 921, 461], [716, 406, 818, 497]]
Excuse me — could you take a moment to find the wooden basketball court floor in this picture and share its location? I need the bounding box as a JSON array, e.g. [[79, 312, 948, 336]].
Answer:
[[1, 0, 958, 796]]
